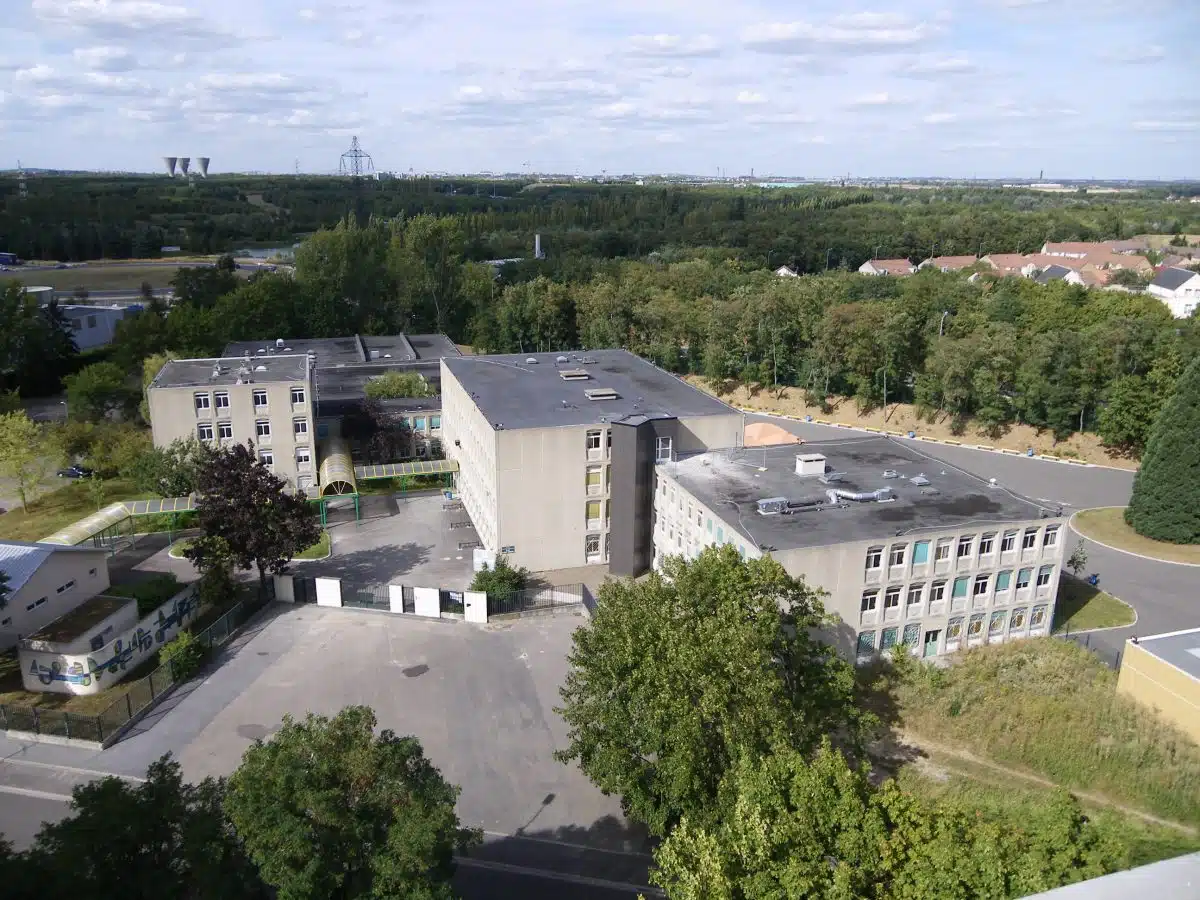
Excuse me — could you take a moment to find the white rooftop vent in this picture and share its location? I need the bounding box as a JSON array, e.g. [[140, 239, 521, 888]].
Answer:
[[882, 469, 900, 479], [559, 369, 590, 381], [257, 348, 266, 354], [556, 355, 569, 363], [284, 347, 292, 352], [370, 350, 381, 360], [525, 357, 538, 364], [254, 364, 267, 371], [796, 453, 827, 476], [384, 353, 392, 358], [910, 474, 931, 486], [275, 338, 284, 348], [585, 388, 619, 401]]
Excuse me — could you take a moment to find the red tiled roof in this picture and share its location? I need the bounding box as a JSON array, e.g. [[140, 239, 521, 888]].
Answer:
[[922, 255, 979, 270], [866, 258, 915, 275]]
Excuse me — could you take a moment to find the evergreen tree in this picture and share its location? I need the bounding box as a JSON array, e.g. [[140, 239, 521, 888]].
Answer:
[[1125, 355, 1200, 543]]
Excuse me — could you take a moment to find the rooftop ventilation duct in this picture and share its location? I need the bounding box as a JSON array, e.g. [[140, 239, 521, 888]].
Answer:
[[756, 497, 789, 515], [559, 369, 590, 381], [910, 474, 931, 486], [525, 357, 538, 364], [826, 487, 895, 504], [585, 388, 619, 401], [795, 453, 827, 476]]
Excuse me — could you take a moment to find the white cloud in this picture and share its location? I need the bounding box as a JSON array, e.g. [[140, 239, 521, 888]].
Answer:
[[898, 55, 976, 77], [626, 34, 720, 58], [73, 45, 135, 71], [1132, 120, 1198, 132], [736, 90, 767, 105], [31, 0, 232, 40], [743, 16, 932, 54], [745, 111, 814, 125], [1106, 45, 1166, 64], [923, 112, 957, 124], [847, 92, 906, 107], [639, 65, 692, 78], [655, 132, 683, 143], [798, 134, 829, 144]]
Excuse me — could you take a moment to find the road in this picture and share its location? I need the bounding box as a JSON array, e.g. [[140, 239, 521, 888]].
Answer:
[[746, 413, 1196, 662]]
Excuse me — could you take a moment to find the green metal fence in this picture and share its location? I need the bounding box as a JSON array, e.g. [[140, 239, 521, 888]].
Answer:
[[0, 585, 272, 744]]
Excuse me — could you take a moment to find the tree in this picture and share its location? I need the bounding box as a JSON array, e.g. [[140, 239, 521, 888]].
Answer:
[[469, 555, 529, 595], [127, 437, 211, 496], [11, 755, 265, 899], [0, 282, 77, 396], [556, 546, 869, 837], [653, 742, 1124, 900], [1097, 375, 1159, 455], [1125, 355, 1200, 543], [364, 370, 433, 400], [0, 412, 58, 512], [185, 442, 320, 591], [224, 706, 480, 900], [1067, 539, 1089, 577], [64, 361, 139, 421], [161, 629, 205, 680]]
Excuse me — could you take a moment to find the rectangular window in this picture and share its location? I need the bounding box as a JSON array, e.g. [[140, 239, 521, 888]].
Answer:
[[197, 422, 214, 441], [56, 580, 75, 593], [1001, 530, 1017, 552], [996, 570, 1012, 592], [256, 420, 271, 438], [218, 421, 233, 440], [884, 586, 901, 609], [912, 541, 931, 565], [880, 627, 898, 650], [973, 574, 990, 596], [586, 430, 602, 455], [1022, 528, 1038, 550], [707, 519, 712, 534], [930, 581, 946, 602], [430, 416, 441, 430], [888, 544, 906, 567], [586, 500, 602, 525], [902, 624, 920, 646], [947, 617, 964, 639], [656, 436, 673, 462], [294, 418, 308, 436], [907, 584, 924, 606], [253, 389, 268, 409], [865, 546, 883, 570], [935, 539, 952, 561], [586, 467, 602, 494], [194, 392, 211, 412], [86, 314, 97, 328], [585, 534, 601, 556], [1010, 608, 1027, 629], [291, 387, 305, 405], [717, 527, 724, 541], [856, 631, 876, 655], [1031, 605, 1048, 627], [860, 590, 879, 612], [952, 576, 969, 598], [295, 446, 311, 467], [957, 535, 975, 558], [414, 417, 426, 431], [1043, 526, 1060, 548], [990, 611, 1007, 634], [214, 391, 230, 410], [1016, 567, 1032, 589], [259, 450, 274, 467], [1036, 565, 1053, 587], [968, 614, 984, 636], [979, 533, 995, 555]]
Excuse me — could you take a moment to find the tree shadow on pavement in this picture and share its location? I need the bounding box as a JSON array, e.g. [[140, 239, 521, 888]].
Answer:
[[301, 543, 431, 584]]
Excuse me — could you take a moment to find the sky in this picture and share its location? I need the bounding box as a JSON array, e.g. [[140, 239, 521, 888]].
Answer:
[[0, 0, 1197, 179]]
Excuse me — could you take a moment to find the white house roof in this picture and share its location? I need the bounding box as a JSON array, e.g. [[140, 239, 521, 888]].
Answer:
[[0, 540, 104, 596]]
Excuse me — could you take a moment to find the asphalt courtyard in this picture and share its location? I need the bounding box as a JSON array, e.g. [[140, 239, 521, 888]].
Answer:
[[747, 414, 1196, 663]]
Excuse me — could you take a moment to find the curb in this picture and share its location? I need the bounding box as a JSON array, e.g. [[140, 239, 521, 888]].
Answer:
[[1052, 587, 1139, 636], [1069, 510, 1200, 569], [739, 408, 1140, 472]]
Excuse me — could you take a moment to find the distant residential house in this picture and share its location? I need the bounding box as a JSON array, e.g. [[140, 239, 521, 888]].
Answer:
[[918, 255, 978, 272], [858, 258, 915, 276], [1148, 266, 1200, 318], [774, 265, 798, 278], [60, 304, 130, 351], [1041, 241, 1098, 258], [1080, 251, 1152, 274], [1033, 265, 1076, 284], [980, 253, 1029, 275], [1107, 238, 1151, 254]]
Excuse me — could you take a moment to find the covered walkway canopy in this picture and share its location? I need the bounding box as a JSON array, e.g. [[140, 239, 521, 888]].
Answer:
[[41, 496, 196, 546], [318, 438, 357, 496], [354, 458, 459, 480]]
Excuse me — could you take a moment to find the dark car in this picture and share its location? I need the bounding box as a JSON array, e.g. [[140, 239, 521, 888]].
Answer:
[[57, 465, 94, 478]]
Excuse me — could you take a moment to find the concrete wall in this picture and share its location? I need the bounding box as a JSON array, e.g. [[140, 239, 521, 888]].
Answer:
[[1118, 641, 1200, 744], [441, 361, 499, 551], [20, 583, 200, 694], [0, 549, 110, 650], [23, 600, 138, 657], [149, 374, 316, 491], [61, 305, 127, 351]]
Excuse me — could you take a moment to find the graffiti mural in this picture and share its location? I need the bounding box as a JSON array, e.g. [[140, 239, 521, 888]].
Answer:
[[20, 586, 201, 696]]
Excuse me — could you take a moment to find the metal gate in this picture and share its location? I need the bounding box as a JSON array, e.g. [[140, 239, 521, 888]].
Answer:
[[294, 576, 317, 604]]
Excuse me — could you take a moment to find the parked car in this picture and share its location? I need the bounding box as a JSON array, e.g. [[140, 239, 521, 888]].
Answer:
[[57, 465, 94, 478]]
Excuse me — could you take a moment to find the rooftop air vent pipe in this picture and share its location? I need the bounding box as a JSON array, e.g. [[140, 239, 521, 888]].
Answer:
[[826, 488, 895, 504]]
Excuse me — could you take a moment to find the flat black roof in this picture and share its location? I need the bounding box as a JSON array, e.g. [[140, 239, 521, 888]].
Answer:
[[665, 436, 1060, 551], [1134, 628, 1200, 680], [223, 334, 459, 368], [152, 355, 309, 388], [443, 350, 736, 429]]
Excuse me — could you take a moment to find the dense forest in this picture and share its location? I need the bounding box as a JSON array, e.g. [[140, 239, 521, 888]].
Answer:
[[2, 173, 1200, 269]]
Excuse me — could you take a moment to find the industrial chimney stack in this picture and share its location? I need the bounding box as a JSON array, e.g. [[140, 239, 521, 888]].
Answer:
[[163, 156, 178, 177], [535, 233, 544, 259]]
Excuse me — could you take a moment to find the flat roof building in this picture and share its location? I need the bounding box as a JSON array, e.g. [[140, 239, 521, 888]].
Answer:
[[653, 437, 1067, 662], [440, 349, 744, 574], [1117, 627, 1200, 744]]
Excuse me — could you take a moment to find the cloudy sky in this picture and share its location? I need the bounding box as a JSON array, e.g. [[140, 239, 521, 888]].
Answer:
[[0, 0, 1196, 178]]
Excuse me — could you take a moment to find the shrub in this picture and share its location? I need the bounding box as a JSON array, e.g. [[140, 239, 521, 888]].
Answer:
[[469, 555, 529, 596], [363, 370, 432, 399], [160, 630, 205, 681]]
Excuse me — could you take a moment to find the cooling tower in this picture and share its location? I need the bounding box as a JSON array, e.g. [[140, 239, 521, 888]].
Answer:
[[163, 156, 177, 177], [178, 157, 191, 176], [197, 157, 210, 177]]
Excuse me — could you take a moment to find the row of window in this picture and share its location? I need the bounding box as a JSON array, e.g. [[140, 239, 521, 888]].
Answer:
[[255, 447, 310, 468], [195, 387, 306, 414], [21, 576, 80, 614], [856, 605, 1049, 655], [865, 526, 1060, 572], [860, 566, 1055, 612], [197, 417, 310, 444], [585, 499, 612, 527]]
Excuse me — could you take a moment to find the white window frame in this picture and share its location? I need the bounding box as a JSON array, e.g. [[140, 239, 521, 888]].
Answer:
[[884, 586, 901, 609], [655, 436, 673, 462], [1022, 528, 1038, 550], [973, 574, 990, 596], [1036, 566, 1053, 587], [294, 418, 308, 437], [291, 387, 305, 405], [1001, 530, 1017, 553], [194, 392, 211, 413], [860, 590, 879, 612], [253, 389, 269, 410], [1043, 526, 1059, 548], [255, 419, 271, 439], [957, 535, 975, 558], [888, 545, 906, 567], [979, 533, 995, 555], [865, 547, 883, 570], [259, 449, 274, 467], [295, 446, 311, 468], [197, 422, 214, 442], [218, 421, 233, 440]]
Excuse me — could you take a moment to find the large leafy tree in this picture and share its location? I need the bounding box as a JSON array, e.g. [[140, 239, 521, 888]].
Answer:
[[184, 441, 320, 591], [556, 545, 868, 837], [64, 361, 140, 421], [224, 706, 480, 900], [0, 412, 59, 511], [652, 742, 1125, 900], [127, 436, 211, 496], [10, 755, 266, 900], [0, 282, 77, 396], [1125, 354, 1200, 543]]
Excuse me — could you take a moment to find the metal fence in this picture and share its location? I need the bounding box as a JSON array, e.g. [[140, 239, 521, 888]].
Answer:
[[0, 584, 273, 744], [488, 583, 585, 617], [341, 582, 391, 611]]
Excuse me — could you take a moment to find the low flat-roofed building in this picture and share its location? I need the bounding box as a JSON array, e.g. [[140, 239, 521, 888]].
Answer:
[[440, 349, 743, 574], [1117, 627, 1200, 744], [22, 593, 136, 655], [653, 437, 1066, 662], [0, 540, 111, 650]]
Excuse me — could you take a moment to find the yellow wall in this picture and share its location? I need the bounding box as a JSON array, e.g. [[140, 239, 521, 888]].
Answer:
[[1118, 642, 1200, 744]]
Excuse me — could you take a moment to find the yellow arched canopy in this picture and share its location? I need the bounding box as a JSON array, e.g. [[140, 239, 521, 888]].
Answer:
[[318, 438, 357, 496]]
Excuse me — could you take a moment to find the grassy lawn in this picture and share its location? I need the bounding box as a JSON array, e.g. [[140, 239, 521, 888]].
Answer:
[[0, 649, 160, 716], [104, 573, 185, 617], [1053, 574, 1136, 633], [0, 478, 152, 542], [1073, 507, 1200, 565], [874, 639, 1200, 828], [5, 263, 248, 292], [169, 530, 330, 561]]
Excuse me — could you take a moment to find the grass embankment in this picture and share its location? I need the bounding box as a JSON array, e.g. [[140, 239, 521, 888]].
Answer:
[[1073, 507, 1200, 565], [0, 478, 152, 541], [169, 530, 330, 561], [1052, 574, 1136, 633], [882, 639, 1200, 829]]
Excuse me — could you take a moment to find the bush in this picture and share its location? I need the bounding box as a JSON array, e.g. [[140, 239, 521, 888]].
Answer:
[[469, 555, 529, 596], [363, 370, 432, 399], [1125, 355, 1200, 543], [160, 630, 205, 680]]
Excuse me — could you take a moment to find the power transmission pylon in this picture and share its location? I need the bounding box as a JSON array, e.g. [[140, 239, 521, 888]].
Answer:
[[338, 136, 374, 178]]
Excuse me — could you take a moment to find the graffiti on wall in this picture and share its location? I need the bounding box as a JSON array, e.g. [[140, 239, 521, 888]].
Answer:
[[23, 587, 201, 695]]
